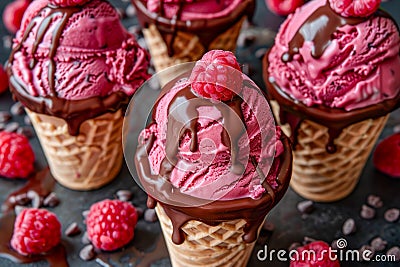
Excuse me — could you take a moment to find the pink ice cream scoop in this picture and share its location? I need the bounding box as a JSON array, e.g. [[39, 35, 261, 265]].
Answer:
[[138, 50, 284, 201], [9, 0, 150, 100], [267, 0, 400, 111]]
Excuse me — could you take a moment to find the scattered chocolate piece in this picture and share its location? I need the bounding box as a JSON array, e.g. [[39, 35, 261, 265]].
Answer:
[[116, 190, 132, 202], [360, 205, 375, 219], [82, 210, 90, 219], [297, 200, 314, 214], [255, 47, 268, 59], [65, 222, 81, 237], [367, 195, 383, 208], [288, 242, 301, 251], [303, 236, 316, 245], [5, 122, 19, 133], [14, 205, 26, 216], [126, 4, 136, 17], [43, 192, 60, 207], [144, 209, 158, 223], [370, 237, 387, 252], [359, 245, 375, 261], [0, 111, 11, 123], [262, 221, 275, 232], [79, 244, 96, 261], [386, 246, 400, 261], [384, 208, 399, 223], [81, 231, 91, 245], [135, 207, 144, 218], [342, 218, 356, 235], [17, 126, 34, 138], [27, 190, 43, 208], [24, 115, 32, 125], [10, 102, 25, 116]]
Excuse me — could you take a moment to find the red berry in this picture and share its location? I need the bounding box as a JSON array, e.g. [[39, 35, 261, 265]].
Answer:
[[266, 0, 305, 16], [0, 131, 35, 179], [189, 50, 243, 101], [0, 64, 9, 94], [48, 0, 91, 7], [2, 0, 31, 34], [11, 208, 61, 256], [373, 133, 400, 178], [329, 0, 381, 17], [290, 241, 340, 267], [86, 199, 138, 251]]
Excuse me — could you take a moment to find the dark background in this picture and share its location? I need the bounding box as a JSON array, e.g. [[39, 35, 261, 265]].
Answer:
[[0, 0, 399, 266]]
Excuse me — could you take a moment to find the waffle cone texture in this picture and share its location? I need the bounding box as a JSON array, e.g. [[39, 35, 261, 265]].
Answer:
[[270, 101, 388, 202], [155, 204, 260, 267], [143, 17, 245, 72], [26, 109, 124, 190]]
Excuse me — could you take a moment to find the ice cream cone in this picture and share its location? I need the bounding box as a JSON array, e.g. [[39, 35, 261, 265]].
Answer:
[[143, 17, 245, 73], [270, 101, 389, 202], [26, 109, 124, 190], [155, 204, 260, 267]]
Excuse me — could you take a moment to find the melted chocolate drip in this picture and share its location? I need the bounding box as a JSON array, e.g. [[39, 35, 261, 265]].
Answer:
[[7, 4, 130, 136], [132, 0, 255, 57], [0, 168, 68, 267], [283, 2, 363, 61]]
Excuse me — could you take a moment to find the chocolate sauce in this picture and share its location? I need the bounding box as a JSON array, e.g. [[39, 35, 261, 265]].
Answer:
[[132, 0, 255, 57], [283, 1, 363, 61], [7, 4, 131, 136], [263, 51, 400, 153], [0, 168, 69, 267]]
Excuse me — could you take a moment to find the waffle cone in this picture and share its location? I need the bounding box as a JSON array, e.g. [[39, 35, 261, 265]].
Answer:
[[143, 17, 246, 73], [270, 101, 388, 202], [155, 204, 259, 267], [26, 109, 124, 190]]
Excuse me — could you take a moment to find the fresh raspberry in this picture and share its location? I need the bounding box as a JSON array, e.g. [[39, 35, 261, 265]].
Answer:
[[189, 50, 243, 102], [48, 0, 91, 7], [86, 199, 138, 251], [2, 0, 31, 34], [373, 133, 400, 178], [0, 131, 35, 179], [266, 0, 305, 16], [11, 208, 61, 256], [0, 64, 9, 94], [329, 0, 381, 18], [290, 241, 340, 267]]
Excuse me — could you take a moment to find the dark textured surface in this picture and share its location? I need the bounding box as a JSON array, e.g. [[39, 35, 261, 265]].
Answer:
[[0, 0, 400, 266]]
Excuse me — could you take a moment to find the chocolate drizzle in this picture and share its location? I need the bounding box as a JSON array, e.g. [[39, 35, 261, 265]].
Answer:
[[132, 0, 255, 57], [7, 3, 131, 136], [135, 77, 293, 245]]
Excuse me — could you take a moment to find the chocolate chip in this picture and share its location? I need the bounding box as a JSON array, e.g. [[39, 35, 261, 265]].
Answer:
[[14, 205, 26, 216], [79, 244, 96, 261], [288, 242, 301, 251], [367, 194, 383, 208], [43, 192, 60, 207], [10, 102, 24, 116], [360, 205, 375, 219], [81, 231, 90, 245], [303, 236, 316, 245], [0, 111, 11, 123], [27, 190, 42, 208], [24, 115, 32, 125], [5, 122, 19, 133], [116, 190, 132, 202], [262, 221, 275, 232], [65, 222, 81, 237], [255, 48, 268, 59], [17, 126, 34, 138], [144, 209, 158, 223], [342, 218, 356, 235], [297, 200, 314, 214], [370, 237, 387, 252], [386, 246, 400, 261], [135, 207, 144, 218], [384, 208, 399, 223], [359, 245, 375, 261]]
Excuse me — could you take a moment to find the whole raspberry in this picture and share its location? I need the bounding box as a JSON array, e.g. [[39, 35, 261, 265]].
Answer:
[[373, 133, 400, 178], [266, 0, 305, 16], [49, 0, 91, 7], [0, 64, 9, 94], [0, 131, 35, 179], [2, 0, 31, 34], [86, 199, 138, 251], [189, 50, 243, 102], [329, 0, 381, 18], [11, 208, 61, 256], [290, 241, 340, 267]]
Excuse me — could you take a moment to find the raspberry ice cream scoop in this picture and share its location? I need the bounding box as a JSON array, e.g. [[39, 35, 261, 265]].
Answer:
[[267, 0, 400, 111]]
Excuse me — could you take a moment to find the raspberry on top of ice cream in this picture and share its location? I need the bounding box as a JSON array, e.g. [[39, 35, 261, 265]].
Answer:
[[267, 0, 400, 111]]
